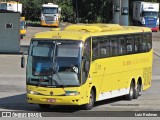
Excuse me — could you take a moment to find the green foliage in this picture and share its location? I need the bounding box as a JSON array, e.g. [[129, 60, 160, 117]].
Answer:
[[58, 0, 74, 22], [19, 0, 74, 22]]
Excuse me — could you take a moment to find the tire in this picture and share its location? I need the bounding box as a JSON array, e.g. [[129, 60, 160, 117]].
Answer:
[[39, 104, 50, 109], [133, 82, 141, 99], [83, 90, 95, 110], [124, 81, 134, 100]]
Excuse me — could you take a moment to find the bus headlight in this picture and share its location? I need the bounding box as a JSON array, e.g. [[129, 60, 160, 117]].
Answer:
[[27, 90, 39, 95], [65, 91, 80, 96]]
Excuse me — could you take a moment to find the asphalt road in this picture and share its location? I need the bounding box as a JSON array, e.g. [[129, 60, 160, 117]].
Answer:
[[0, 27, 160, 117]]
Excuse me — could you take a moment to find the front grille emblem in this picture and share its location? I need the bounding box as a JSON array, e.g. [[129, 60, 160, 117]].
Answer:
[[50, 91, 53, 96]]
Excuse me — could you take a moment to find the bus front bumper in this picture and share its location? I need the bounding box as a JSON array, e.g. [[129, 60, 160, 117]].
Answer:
[[27, 94, 83, 105]]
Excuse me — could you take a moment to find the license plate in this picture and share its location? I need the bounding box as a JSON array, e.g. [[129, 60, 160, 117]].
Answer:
[[46, 99, 56, 103]]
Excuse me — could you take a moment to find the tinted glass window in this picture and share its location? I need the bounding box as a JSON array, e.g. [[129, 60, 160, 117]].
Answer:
[[100, 37, 110, 58], [82, 39, 91, 84], [92, 38, 99, 60], [110, 37, 118, 56], [126, 36, 134, 54], [119, 36, 126, 55], [145, 33, 152, 51], [134, 34, 143, 53]]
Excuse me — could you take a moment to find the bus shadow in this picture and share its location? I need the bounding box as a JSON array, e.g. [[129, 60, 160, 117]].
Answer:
[[0, 93, 141, 112], [94, 96, 124, 107], [0, 93, 81, 113]]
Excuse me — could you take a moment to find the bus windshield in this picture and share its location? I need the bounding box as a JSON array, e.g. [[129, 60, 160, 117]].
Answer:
[[42, 7, 58, 14], [27, 40, 82, 87], [142, 11, 158, 18]]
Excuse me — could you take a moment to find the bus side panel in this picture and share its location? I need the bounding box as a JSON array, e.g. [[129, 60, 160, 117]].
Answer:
[[90, 50, 152, 101], [89, 60, 105, 101]]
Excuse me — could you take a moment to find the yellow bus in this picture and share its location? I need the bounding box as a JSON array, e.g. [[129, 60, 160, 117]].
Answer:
[[21, 24, 152, 110]]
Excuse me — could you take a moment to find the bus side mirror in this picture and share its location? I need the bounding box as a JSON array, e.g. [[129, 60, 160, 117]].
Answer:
[[21, 56, 25, 68], [21, 51, 28, 68]]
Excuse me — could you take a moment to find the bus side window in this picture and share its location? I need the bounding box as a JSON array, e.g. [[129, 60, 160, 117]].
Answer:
[[82, 39, 91, 84], [146, 33, 152, 51], [119, 36, 126, 55], [100, 37, 110, 58], [134, 34, 143, 53], [92, 38, 99, 60], [142, 33, 148, 52], [126, 36, 134, 54], [110, 37, 118, 57]]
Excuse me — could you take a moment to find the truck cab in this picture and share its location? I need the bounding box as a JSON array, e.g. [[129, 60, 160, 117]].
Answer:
[[40, 3, 61, 27], [133, 2, 159, 32]]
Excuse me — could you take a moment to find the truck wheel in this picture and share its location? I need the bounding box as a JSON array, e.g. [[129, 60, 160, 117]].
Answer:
[[39, 104, 50, 109], [124, 81, 134, 100], [83, 90, 95, 110]]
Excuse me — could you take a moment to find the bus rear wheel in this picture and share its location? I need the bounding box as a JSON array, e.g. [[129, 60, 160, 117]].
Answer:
[[39, 104, 50, 109], [133, 82, 141, 99], [83, 89, 95, 110], [124, 81, 134, 100]]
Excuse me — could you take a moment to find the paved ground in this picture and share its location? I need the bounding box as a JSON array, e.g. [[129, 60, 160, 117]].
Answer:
[[0, 26, 160, 117]]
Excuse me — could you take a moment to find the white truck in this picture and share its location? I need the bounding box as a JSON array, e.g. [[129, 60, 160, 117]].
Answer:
[[40, 3, 61, 27], [133, 1, 159, 32]]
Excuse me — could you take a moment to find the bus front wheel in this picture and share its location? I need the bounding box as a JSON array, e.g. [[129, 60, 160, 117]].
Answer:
[[39, 104, 50, 109], [83, 89, 95, 110], [124, 81, 134, 100]]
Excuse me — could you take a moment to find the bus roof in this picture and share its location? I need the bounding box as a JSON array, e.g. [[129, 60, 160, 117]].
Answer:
[[33, 24, 152, 41]]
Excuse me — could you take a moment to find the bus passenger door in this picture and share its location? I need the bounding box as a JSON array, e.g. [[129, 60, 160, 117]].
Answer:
[[80, 38, 93, 103]]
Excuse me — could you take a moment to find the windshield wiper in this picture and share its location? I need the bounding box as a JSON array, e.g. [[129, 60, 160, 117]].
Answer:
[[51, 62, 66, 88], [51, 42, 66, 88], [37, 70, 60, 87]]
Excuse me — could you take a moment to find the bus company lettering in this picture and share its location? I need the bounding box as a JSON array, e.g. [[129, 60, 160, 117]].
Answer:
[[123, 58, 149, 66]]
